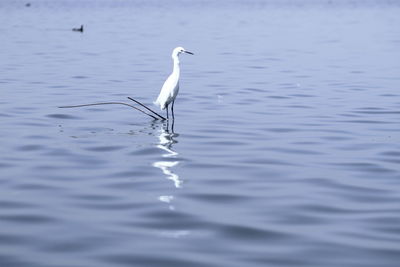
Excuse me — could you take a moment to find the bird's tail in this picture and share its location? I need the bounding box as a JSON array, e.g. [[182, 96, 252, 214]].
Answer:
[[154, 99, 166, 110]]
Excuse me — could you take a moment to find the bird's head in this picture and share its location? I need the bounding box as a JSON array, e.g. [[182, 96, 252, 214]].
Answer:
[[173, 47, 194, 57]]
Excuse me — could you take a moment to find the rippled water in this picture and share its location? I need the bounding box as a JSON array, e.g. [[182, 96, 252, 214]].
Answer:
[[1, 1, 400, 266]]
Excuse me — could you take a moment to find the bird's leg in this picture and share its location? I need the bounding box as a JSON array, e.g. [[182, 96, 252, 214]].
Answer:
[[171, 100, 175, 121], [165, 104, 170, 130], [171, 101, 175, 132]]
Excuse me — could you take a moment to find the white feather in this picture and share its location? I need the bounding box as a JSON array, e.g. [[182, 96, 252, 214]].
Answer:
[[154, 47, 192, 111]]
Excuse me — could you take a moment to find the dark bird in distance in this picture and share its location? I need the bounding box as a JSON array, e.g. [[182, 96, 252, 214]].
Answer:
[[72, 25, 84, 32]]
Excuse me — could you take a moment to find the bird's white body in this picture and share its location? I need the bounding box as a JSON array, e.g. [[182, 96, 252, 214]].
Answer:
[[155, 56, 180, 110], [154, 47, 193, 111]]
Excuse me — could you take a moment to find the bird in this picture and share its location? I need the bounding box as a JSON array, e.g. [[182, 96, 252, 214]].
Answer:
[[72, 25, 84, 32], [154, 47, 194, 121], [60, 47, 193, 127]]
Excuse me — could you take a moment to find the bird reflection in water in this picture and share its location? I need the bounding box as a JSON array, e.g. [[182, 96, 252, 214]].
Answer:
[[153, 125, 181, 210]]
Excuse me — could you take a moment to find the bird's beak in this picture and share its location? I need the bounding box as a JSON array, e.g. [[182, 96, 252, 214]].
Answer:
[[184, 50, 194, 55]]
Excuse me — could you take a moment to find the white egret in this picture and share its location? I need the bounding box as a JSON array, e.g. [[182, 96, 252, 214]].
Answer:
[[154, 46, 194, 121], [59, 47, 193, 125]]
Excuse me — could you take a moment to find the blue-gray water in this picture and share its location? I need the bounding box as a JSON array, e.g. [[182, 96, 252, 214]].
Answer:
[[1, 1, 400, 266]]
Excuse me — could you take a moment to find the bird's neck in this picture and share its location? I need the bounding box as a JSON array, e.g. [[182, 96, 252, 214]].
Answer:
[[172, 55, 180, 74]]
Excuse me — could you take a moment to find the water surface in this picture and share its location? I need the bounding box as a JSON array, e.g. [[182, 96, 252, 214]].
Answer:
[[1, 1, 400, 266]]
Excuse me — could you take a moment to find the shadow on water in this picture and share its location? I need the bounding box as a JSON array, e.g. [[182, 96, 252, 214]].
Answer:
[[152, 124, 181, 210]]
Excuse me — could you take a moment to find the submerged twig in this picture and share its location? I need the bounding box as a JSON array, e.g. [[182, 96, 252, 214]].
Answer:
[[127, 97, 166, 121], [58, 102, 159, 120]]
